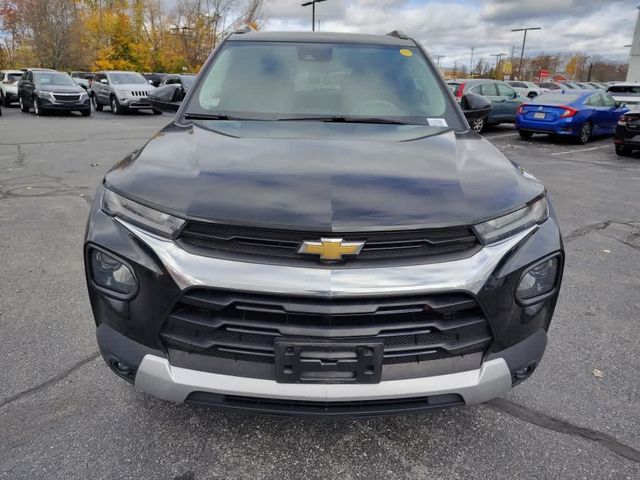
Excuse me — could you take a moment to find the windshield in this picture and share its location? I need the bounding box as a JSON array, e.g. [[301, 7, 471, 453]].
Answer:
[[186, 41, 460, 127], [6, 73, 21, 84], [33, 72, 76, 87], [110, 72, 147, 85]]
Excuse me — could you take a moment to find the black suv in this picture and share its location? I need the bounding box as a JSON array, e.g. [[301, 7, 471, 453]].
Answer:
[[614, 107, 640, 156], [85, 31, 564, 416], [19, 69, 91, 116]]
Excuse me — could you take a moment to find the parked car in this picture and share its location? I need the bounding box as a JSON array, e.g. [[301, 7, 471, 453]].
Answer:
[[142, 73, 168, 87], [606, 83, 640, 107], [448, 78, 524, 130], [516, 90, 628, 144], [0, 70, 24, 106], [558, 81, 582, 90], [537, 81, 564, 90], [90, 71, 158, 114], [574, 82, 598, 90], [86, 30, 564, 414], [70, 71, 95, 90], [18, 69, 91, 116], [507, 81, 543, 99], [614, 106, 640, 156], [147, 74, 196, 112]]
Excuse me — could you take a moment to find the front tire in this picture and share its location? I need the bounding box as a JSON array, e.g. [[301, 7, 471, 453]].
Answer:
[[19, 96, 29, 112], [152, 108, 163, 115], [1, 92, 10, 107], [92, 94, 103, 111], [81, 108, 91, 117], [469, 118, 485, 133], [33, 97, 45, 116], [110, 96, 124, 115], [576, 121, 592, 144], [615, 143, 632, 157]]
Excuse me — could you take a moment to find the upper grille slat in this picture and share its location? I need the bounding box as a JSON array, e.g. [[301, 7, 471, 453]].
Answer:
[[178, 222, 480, 265], [160, 289, 493, 369]]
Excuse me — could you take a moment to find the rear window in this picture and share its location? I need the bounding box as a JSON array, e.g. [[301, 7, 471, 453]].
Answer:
[[607, 85, 640, 94], [188, 41, 462, 128], [530, 92, 583, 105]]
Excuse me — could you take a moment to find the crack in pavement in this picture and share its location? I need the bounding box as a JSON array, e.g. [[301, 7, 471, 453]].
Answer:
[[487, 398, 640, 463], [0, 352, 100, 410], [564, 220, 640, 243]]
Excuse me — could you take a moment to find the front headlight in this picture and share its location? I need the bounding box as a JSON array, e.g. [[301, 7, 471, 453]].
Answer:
[[115, 89, 129, 97], [102, 188, 185, 237], [37, 90, 55, 100], [79, 91, 89, 101], [474, 197, 549, 244]]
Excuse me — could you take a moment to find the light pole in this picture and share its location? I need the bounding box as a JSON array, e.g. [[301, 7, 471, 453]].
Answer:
[[433, 54, 444, 67], [301, 0, 327, 32], [470, 47, 475, 77], [512, 27, 541, 80]]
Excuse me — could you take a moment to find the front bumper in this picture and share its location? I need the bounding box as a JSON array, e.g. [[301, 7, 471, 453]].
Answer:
[[118, 97, 152, 109], [85, 190, 563, 414], [97, 322, 547, 415], [40, 97, 90, 110]]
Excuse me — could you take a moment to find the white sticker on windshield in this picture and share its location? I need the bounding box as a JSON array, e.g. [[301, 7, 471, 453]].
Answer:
[[427, 118, 448, 127]]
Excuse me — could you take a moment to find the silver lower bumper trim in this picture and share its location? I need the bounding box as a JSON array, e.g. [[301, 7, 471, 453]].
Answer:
[[135, 355, 512, 405]]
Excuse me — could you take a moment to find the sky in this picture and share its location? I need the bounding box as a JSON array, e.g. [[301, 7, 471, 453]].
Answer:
[[255, 0, 638, 68]]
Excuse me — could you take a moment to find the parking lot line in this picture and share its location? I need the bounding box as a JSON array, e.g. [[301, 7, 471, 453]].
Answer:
[[485, 132, 519, 139], [550, 145, 611, 156]]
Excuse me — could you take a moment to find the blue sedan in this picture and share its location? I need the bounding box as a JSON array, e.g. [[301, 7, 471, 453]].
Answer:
[[515, 91, 628, 144]]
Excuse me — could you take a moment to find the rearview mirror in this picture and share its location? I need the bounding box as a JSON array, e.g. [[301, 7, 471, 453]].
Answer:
[[460, 92, 492, 121]]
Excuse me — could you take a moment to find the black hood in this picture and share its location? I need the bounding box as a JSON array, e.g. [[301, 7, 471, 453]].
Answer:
[[105, 121, 544, 231]]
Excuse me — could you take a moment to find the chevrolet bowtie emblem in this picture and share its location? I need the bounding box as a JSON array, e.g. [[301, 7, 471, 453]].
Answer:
[[298, 238, 365, 261]]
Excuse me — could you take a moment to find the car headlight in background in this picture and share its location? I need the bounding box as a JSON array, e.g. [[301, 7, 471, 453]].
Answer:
[[79, 91, 89, 101], [474, 197, 549, 244], [115, 89, 129, 98], [102, 188, 185, 237], [90, 249, 137, 295], [517, 256, 560, 302], [36, 90, 55, 101]]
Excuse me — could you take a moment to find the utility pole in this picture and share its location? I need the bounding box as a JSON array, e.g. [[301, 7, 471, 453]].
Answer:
[[470, 47, 475, 77], [433, 55, 444, 67], [512, 27, 541, 80], [301, 0, 327, 32]]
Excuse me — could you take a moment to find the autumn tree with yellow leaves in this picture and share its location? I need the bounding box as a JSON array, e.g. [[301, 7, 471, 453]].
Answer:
[[0, 0, 263, 73]]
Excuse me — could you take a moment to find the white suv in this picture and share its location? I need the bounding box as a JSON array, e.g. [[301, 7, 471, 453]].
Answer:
[[0, 70, 24, 106]]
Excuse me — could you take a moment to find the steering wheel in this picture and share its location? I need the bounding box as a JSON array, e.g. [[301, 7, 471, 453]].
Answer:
[[352, 100, 403, 116]]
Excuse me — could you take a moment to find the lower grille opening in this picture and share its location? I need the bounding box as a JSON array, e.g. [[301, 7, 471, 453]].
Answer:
[[185, 392, 464, 416], [160, 289, 493, 380]]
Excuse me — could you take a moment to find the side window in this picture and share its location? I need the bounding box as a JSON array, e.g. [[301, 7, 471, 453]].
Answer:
[[469, 84, 482, 95], [497, 83, 516, 98], [480, 83, 498, 96], [601, 94, 616, 107], [585, 94, 604, 107]]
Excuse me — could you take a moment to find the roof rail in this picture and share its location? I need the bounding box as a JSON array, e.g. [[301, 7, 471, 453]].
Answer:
[[234, 25, 253, 34], [386, 30, 409, 40]]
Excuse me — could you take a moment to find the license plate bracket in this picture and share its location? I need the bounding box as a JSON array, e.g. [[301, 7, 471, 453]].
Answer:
[[274, 339, 384, 384], [533, 112, 546, 119]]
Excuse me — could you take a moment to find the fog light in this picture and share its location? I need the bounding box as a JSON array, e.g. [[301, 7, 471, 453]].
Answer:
[[517, 257, 559, 301], [91, 250, 137, 295]]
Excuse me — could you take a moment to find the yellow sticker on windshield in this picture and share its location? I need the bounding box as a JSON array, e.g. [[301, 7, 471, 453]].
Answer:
[[399, 49, 413, 57]]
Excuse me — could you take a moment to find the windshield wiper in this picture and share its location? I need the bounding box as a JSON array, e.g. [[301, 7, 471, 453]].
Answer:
[[275, 116, 409, 125], [184, 113, 241, 121]]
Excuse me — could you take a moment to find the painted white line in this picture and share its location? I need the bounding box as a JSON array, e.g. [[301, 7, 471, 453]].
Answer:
[[550, 145, 611, 156], [485, 132, 518, 139]]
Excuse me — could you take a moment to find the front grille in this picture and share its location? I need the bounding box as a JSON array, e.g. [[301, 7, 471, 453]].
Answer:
[[131, 91, 148, 97], [53, 94, 81, 102], [160, 289, 493, 373], [178, 222, 480, 265]]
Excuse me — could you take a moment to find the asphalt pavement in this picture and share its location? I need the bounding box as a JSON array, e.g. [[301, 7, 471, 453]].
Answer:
[[1, 107, 639, 480]]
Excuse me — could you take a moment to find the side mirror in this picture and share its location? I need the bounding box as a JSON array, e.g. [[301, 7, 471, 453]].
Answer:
[[460, 92, 492, 121], [100, 78, 108, 84]]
